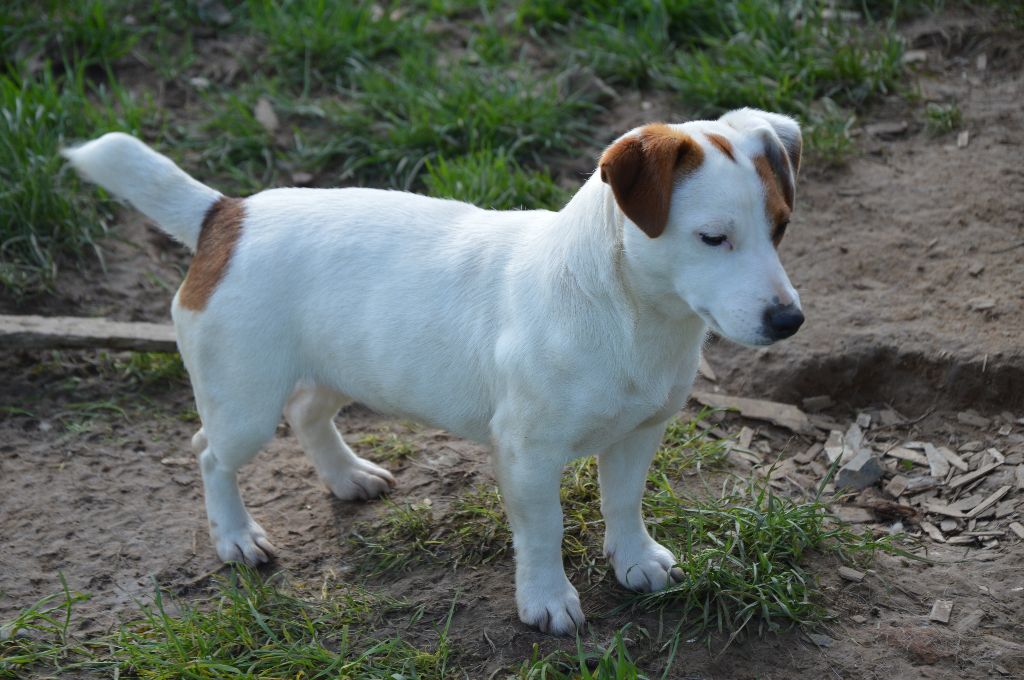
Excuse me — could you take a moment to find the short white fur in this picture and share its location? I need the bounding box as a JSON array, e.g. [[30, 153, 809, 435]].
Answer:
[[63, 108, 803, 635]]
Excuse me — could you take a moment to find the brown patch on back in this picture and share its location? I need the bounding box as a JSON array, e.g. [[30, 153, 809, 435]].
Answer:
[[704, 133, 736, 162], [179, 197, 245, 311], [753, 155, 791, 247], [599, 124, 704, 238]]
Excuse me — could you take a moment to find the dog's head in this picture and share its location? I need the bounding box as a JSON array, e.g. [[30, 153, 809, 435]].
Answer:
[[599, 108, 804, 346]]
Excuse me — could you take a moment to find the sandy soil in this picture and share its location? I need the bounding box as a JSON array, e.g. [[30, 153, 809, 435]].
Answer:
[[2, 10, 1022, 680]]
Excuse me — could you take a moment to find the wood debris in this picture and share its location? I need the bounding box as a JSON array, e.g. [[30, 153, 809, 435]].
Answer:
[[802, 395, 833, 412], [885, 446, 928, 466], [1009, 522, 1024, 540], [966, 486, 1012, 519], [690, 391, 813, 434], [949, 461, 1003, 489], [884, 474, 909, 498], [0, 314, 177, 352], [929, 599, 953, 624], [920, 521, 945, 543], [935, 446, 968, 472], [924, 444, 950, 478]]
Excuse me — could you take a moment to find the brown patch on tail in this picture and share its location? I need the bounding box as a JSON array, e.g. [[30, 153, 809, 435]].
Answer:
[[704, 133, 736, 162], [599, 124, 704, 238], [179, 197, 245, 311], [753, 156, 791, 246]]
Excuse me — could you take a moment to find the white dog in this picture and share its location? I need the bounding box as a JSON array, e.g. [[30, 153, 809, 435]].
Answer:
[[64, 108, 803, 634]]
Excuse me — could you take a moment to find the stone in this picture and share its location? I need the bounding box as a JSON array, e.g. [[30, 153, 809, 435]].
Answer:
[[836, 451, 883, 491]]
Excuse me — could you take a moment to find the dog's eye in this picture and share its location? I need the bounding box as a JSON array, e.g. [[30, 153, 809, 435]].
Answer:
[[699, 233, 728, 247]]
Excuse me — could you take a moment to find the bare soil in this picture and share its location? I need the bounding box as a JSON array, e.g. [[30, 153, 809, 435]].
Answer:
[[2, 10, 1023, 680]]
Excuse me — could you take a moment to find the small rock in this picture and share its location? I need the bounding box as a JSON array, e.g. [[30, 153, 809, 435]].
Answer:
[[836, 450, 883, 491], [805, 632, 833, 648], [866, 121, 909, 138], [967, 297, 995, 312], [902, 49, 928, 64], [998, 424, 1012, 436], [957, 130, 970, 148], [291, 171, 314, 186], [940, 519, 959, 533], [929, 599, 953, 624], [851, 614, 867, 624], [254, 97, 279, 134], [838, 566, 865, 582], [967, 262, 985, 277], [856, 412, 872, 429]]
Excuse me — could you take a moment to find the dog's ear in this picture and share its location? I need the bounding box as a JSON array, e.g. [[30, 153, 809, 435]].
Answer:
[[718, 108, 802, 210], [599, 124, 704, 238]]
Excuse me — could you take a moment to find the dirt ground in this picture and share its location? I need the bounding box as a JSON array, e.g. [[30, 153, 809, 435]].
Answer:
[[2, 10, 1023, 680]]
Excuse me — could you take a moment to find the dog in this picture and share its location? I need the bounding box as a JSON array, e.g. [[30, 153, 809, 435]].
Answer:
[[63, 107, 803, 634]]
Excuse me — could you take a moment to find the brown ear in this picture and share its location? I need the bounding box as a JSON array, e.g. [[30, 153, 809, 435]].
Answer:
[[599, 124, 704, 238]]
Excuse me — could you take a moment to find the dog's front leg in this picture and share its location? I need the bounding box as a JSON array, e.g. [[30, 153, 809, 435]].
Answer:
[[493, 445, 584, 635], [599, 422, 683, 592]]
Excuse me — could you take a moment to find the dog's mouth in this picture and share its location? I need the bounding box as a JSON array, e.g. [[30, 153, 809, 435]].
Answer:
[[695, 307, 777, 347]]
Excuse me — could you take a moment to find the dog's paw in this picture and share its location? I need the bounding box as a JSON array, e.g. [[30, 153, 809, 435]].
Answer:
[[324, 458, 396, 501], [516, 576, 585, 635], [607, 537, 683, 593], [212, 520, 276, 566]]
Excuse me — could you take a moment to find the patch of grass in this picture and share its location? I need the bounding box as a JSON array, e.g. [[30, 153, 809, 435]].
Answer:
[[634, 473, 895, 649], [246, 0, 427, 91], [115, 352, 188, 387], [0, 64, 153, 294], [2, 568, 454, 679], [517, 628, 647, 679], [1, 0, 139, 71], [356, 432, 418, 460], [924, 102, 963, 135], [423, 149, 569, 210], [0, 576, 86, 678]]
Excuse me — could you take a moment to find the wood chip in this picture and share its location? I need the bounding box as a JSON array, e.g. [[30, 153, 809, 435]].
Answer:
[[1016, 464, 1024, 490], [936, 446, 968, 472], [957, 130, 970, 148], [947, 535, 976, 545], [987, 448, 1005, 464], [838, 566, 865, 582], [966, 485, 1012, 519], [1009, 522, 1024, 540], [884, 475, 909, 498], [940, 519, 959, 533], [832, 506, 875, 524], [738, 426, 754, 450], [904, 476, 941, 494], [953, 609, 985, 634], [886, 446, 928, 466], [923, 501, 966, 518], [690, 391, 813, 433], [929, 599, 953, 624], [960, 440, 984, 452], [924, 444, 950, 478], [856, 412, 872, 429], [795, 442, 823, 464], [948, 461, 1004, 489], [920, 521, 945, 543], [998, 424, 1012, 436]]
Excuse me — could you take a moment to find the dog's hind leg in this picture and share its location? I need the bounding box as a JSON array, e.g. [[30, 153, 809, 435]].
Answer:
[[284, 385, 396, 501], [191, 376, 289, 566]]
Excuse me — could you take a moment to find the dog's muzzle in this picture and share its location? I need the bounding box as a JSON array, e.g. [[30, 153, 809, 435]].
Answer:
[[762, 303, 804, 341]]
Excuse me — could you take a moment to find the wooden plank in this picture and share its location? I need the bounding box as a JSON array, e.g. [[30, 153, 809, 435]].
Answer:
[[948, 461, 1003, 489], [0, 314, 177, 353]]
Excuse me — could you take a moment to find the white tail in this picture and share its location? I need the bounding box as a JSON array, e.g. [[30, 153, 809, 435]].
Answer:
[[62, 133, 222, 251]]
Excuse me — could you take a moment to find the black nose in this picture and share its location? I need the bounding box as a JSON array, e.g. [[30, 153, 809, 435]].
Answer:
[[763, 304, 804, 340]]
